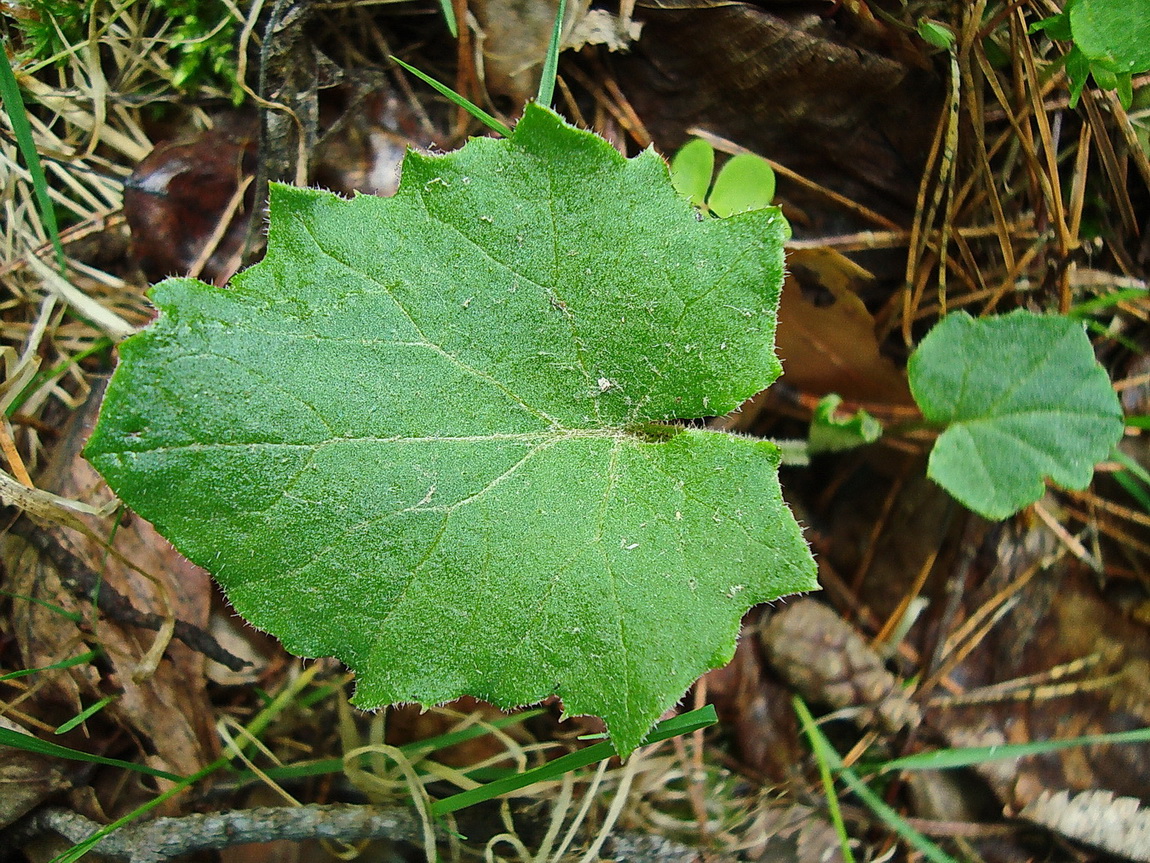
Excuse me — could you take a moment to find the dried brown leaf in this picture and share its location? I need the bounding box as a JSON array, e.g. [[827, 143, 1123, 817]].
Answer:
[[776, 249, 914, 405], [1019, 789, 1150, 862]]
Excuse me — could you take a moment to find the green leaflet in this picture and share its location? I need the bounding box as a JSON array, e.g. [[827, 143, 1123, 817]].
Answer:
[[908, 310, 1124, 520], [668, 137, 776, 217], [85, 104, 817, 756], [808, 394, 882, 454], [707, 153, 777, 219], [669, 138, 714, 208]]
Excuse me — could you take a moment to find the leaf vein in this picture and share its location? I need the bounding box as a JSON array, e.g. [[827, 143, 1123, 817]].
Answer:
[[294, 210, 560, 428]]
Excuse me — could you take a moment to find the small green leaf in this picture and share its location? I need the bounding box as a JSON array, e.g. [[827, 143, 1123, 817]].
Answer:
[[708, 153, 776, 218], [86, 104, 817, 756], [918, 19, 955, 50], [669, 138, 714, 208], [809, 394, 882, 454], [1092, 62, 1119, 90], [1031, 0, 1149, 107], [1116, 70, 1134, 109], [908, 310, 1124, 520], [1030, 11, 1073, 41], [1065, 46, 1092, 107]]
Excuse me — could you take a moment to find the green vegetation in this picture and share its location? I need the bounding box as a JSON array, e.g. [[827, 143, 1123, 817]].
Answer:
[[1032, 0, 1150, 107], [10, 0, 244, 102], [84, 104, 819, 756]]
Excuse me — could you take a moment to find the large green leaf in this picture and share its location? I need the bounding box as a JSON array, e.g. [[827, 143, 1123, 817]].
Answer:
[[908, 310, 1123, 520], [85, 104, 817, 756], [1031, 0, 1150, 107], [1069, 0, 1150, 74]]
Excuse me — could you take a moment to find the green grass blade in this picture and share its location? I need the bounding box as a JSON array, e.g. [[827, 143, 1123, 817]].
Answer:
[[430, 705, 717, 815], [799, 699, 856, 863], [6, 337, 113, 417], [0, 54, 67, 272], [52, 763, 222, 863], [0, 589, 84, 622], [1111, 448, 1150, 512], [0, 725, 183, 782], [1113, 447, 1150, 483], [50, 666, 320, 863], [537, 0, 567, 108], [794, 698, 958, 863], [1114, 470, 1150, 512], [390, 56, 512, 138], [878, 725, 1150, 772], [1069, 287, 1149, 317], [437, 0, 458, 37], [836, 764, 958, 863], [1083, 317, 1142, 351], [56, 695, 116, 735], [0, 649, 101, 682]]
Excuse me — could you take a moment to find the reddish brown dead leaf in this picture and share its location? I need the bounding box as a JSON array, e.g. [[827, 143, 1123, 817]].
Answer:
[[703, 614, 805, 783], [6, 386, 218, 781], [0, 716, 73, 829], [124, 123, 257, 286], [776, 248, 914, 405]]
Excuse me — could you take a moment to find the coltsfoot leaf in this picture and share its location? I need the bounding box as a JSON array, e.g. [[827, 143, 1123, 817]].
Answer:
[[85, 104, 817, 755], [908, 310, 1124, 520]]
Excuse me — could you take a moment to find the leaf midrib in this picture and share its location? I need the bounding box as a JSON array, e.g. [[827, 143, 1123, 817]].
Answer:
[[98, 427, 665, 456]]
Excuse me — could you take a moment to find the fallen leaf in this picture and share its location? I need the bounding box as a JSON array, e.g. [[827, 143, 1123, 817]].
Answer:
[[776, 248, 915, 405]]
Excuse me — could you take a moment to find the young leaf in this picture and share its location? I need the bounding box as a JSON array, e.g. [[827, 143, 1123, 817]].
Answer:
[[917, 19, 956, 50], [1030, 10, 1073, 42], [1033, 0, 1150, 109], [808, 394, 882, 454], [669, 138, 714, 207], [908, 310, 1123, 520], [708, 153, 777, 218], [85, 104, 817, 756]]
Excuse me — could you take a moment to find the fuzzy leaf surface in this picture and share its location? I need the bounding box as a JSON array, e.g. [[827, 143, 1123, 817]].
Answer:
[[85, 104, 817, 755], [909, 310, 1123, 520]]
